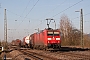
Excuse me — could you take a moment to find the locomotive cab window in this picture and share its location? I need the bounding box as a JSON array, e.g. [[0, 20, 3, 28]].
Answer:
[[54, 32, 59, 36], [47, 31, 60, 36], [47, 32, 53, 36]]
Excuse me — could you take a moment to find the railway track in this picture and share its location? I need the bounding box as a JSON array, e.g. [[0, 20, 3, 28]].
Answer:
[[19, 48, 90, 60], [19, 49, 59, 60], [8, 46, 90, 60], [59, 52, 90, 59], [50, 50, 90, 60]]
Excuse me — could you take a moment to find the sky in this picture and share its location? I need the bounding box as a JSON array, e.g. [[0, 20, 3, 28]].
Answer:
[[0, 0, 90, 42]]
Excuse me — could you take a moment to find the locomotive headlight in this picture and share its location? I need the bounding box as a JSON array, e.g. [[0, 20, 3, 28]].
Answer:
[[48, 41, 50, 43], [48, 38, 51, 40], [56, 38, 60, 40]]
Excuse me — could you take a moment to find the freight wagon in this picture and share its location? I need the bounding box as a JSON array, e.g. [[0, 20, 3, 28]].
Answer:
[[11, 39, 21, 47], [23, 35, 31, 48]]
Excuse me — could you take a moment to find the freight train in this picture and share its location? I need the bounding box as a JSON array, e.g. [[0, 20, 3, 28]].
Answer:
[[23, 28, 61, 50], [11, 28, 61, 50]]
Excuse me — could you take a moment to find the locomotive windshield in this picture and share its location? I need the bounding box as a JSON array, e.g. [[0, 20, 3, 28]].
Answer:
[[47, 32, 53, 36], [47, 31, 59, 36], [54, 32, 59, 36]]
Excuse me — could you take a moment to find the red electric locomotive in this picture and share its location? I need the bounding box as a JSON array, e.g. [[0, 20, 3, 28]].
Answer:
[[30, 28, 61, 50]]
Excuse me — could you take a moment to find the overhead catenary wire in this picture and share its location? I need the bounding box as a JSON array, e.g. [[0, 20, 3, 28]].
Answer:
[[30, 0, 67, 30], [3, 0, 31, 20], [32, 0, 83, 30], [6, 0, 32, 40], [26, 12, 90, 35], [2, 0, 39, 29], [2, 0, 90, 40], [16, 0, 31, 21], [52, 0, 83, 17], [4, 0, 83, 31], [6, 9, 30, 20], [13, 0, 31, 38], [12, 0, 40, 38], [16, 0, 40, 30], [24, 0, 40, 19], [38, 0, 67, 20], [72, 12, 90, 20]]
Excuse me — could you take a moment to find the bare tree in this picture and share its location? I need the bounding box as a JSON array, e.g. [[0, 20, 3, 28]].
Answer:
[[60, 14, 90, 48], [60, 14, 73, 45], [60, 14, 81, 46]]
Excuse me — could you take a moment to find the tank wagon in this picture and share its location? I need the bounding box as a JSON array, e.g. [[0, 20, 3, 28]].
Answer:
[[23, 35, 31, 48], [30, 28, 61, 50]]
